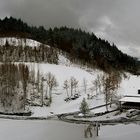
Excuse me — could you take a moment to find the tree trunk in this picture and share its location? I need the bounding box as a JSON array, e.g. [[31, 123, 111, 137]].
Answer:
[[66, 89, 69, 98]]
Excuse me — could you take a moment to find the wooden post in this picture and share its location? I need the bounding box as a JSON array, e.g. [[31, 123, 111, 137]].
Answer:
[[96, 122, 99, 136]]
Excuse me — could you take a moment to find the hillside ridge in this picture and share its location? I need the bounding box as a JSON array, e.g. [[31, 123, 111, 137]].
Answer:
[[0, 17, 140, 74]]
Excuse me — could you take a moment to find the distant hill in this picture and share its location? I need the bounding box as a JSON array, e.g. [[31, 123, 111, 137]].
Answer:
[[0, 17, 140, 74]]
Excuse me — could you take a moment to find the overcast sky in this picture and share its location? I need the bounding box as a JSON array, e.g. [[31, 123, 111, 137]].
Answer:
[[0, 0, 140, 58]]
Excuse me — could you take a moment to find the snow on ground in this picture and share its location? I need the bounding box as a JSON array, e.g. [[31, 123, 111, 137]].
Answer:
[[92, 112, 126, 121], [98, 123, 140, 140], [27, 63, 140, 117], [118, 73, 140, 96], [0, 38, 140, 139], [28, 63, 104, 117], [0, 119, 139, 140], [58, 54, 71, 66], [1, 37, 139, 118], [28, 63, 102, 87], [0, 37, 47, 47], [81, 110, 126, 121], [31, 93, 105, 117]]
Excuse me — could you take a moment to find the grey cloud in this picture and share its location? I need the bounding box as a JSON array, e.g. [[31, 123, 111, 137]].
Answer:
[[4, 0, 90, 28]]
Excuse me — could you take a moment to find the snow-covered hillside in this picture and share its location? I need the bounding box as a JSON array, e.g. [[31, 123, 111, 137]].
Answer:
[[119, 74, 140, 96], [0, 37, 47, 47], [27, 63, 140, 117], [29, 63, 101, 86], [0, 37, 140, 117], [27, 63, 104, 116]]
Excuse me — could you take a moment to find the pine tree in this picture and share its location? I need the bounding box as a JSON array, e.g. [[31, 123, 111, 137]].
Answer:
[[79, 98, 90, 116]]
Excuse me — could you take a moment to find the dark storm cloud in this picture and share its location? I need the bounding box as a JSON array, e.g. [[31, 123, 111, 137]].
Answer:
[[1, 0, 140, 57], [3, 0, 90, 28]]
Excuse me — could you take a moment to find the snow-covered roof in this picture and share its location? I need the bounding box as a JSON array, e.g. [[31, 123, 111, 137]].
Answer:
[[119, 96, 140, 103]]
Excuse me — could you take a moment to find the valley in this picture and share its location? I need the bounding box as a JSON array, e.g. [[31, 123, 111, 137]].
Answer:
[[0, 17, 140, 140]]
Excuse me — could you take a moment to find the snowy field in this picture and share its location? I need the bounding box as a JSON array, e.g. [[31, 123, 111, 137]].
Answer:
[[0, 37, 140, 116], [27, 63, 105, 116], [0, 119, 139, 140], [28, 62, 140, 117], [0, 37, 140, 140], [119, 74, 140, 96], [98, 123, 140, 140]]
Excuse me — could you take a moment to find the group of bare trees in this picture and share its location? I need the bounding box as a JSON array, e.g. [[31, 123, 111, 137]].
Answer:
[[88, 75, 102, 99], [63, 77, 79, 98], [102, 72, 122, 111], [28, 68, 122, 111], [0, 63, 29, 113], [45, 72, 58, 103], [0, 42, 58, 64], [0, 62, 122, 112], [28, 70, 58, 106], [82, 72, 122, 111], [0, 62, 59, 111]]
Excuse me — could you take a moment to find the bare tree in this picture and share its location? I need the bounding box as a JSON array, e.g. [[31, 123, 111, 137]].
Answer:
[[83, 78, 87, 95], [89, 86, 95, 99], [46, 72, 58, 103], [92, 74, 102, 96], [70, 77, 75, 97], [29, 66, 36, 97], [19, 64, 29, 110], [108, 71, 122, 104], [92, 79, 98, 96], [40, 76, 44, 106], [102, 72, 122, 111], [70, 77, 78, 96], [102, 74, 111, 111], [73, 78, 79, 94], [0, 63, 29, 113], [36, 69, 40, 93], [96, 74, 102, 94], [63, 80, 69, 98]]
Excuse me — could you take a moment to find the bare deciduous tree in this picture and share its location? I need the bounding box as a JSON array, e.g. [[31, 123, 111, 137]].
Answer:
[[63, 80, 69, 98], [92, 79, 98, 96], [70, 77, 78, 96], [102, 71, 122, 111], [70, 77, 75, 97], [19, 64, 29, 110], [73, 78, 79, 94], [102, 74, 111, 111], [40, 76, 44, 106], [46, 72, 58, 103], [83, 78, 87, 95], [0, 63, 29, 113]]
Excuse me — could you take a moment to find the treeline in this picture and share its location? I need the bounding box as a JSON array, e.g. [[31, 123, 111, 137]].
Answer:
[[0, 42, 58, 63], [0, 17, 140, 74]]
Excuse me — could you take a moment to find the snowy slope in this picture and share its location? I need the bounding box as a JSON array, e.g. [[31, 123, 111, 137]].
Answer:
[[58, 54, 71, 66], [118, 74, 140, 96], [27, 63, 104, 116], [29, 63, 101, 86], [0, 37, 140, 117], [28, 62, 140, 117], [0, 37, 48, 47]]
